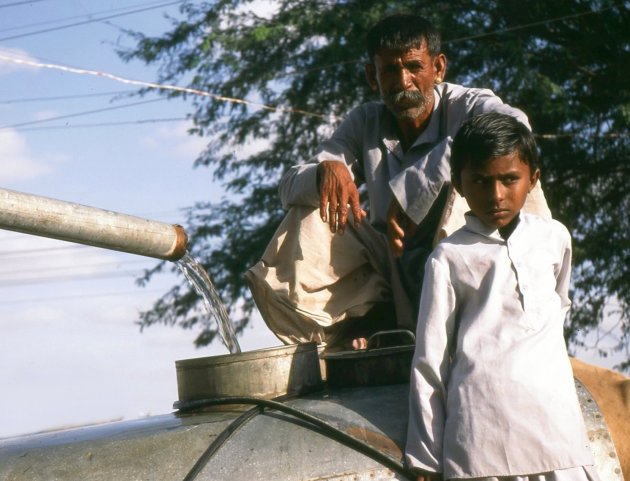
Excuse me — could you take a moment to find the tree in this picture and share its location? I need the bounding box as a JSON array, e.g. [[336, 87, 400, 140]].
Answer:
[[121, 0, 630, 367]]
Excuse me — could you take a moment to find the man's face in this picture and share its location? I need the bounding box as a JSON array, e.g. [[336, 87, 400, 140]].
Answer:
[[455, 151, 540, 231], [366, 41, 446, 124]]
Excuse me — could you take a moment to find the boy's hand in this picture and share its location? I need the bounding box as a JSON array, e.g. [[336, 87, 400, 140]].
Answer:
[[317, 160, 366, 234]]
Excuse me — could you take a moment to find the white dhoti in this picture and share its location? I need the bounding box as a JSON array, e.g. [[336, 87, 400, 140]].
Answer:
[[245, 205, 414, 345]]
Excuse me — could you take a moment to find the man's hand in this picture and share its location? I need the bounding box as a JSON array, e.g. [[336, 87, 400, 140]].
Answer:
[[318, 160, 366, 234], [416, 472, 442, 481], [387, 198, 416, 257]]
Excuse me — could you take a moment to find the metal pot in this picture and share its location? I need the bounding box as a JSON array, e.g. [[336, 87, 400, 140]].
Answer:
[[174, 342, 323, 408], [321, 330, 415, 388]]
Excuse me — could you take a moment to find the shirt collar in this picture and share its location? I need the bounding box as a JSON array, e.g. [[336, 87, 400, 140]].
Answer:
[[463, 212, 523, 242]]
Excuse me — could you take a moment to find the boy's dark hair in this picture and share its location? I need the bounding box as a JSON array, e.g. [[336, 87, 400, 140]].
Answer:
[[450, 112, 538, 182], [366, 13, 441, 62]]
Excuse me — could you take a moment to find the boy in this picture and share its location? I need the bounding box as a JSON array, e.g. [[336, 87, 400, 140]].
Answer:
[[405, 113, 597, 481]]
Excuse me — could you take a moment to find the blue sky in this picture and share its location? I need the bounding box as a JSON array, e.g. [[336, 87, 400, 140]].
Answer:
[[0, 0, 278, 438], [0, 0, 624, 439]]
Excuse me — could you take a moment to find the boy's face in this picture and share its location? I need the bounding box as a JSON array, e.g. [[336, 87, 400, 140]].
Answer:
[[454, 151, 540, 230]]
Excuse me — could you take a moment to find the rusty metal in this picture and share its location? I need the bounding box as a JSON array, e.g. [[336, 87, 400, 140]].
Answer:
[[0, 187, 188, 261]]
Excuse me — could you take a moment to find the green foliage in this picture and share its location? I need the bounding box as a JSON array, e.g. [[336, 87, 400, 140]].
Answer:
[[122, 0, 630, 366]]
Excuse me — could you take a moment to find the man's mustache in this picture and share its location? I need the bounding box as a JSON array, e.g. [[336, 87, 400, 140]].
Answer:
[[386, 89, 427, 104]]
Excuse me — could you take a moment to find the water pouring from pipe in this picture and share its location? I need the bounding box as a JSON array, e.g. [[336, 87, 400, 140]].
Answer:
[[176, 252, 241, 354], [0, 187, 240, 353]]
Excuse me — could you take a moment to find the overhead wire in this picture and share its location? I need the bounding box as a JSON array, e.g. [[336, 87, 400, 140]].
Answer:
[[0, 54, 335, 121], [0, 0, 179, 34], [275, 2, 624, 78], [0, 270, 149, 287], [0, 0, 46, 8], [0, 258, 152, 276], [444, 2, 624, 44], [13, 120, 624, 137], [0, 244, 92, 257], [13, 117, 188, 131], [0, 98, 166, 130], [0, 251, 158, 281], [0, 288, 167, 306], [0, 90, 134, 104], [0, 0, 185, 42]]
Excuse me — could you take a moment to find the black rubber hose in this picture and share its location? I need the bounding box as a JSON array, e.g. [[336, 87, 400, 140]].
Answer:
[[181, 404, 264, 481], [177, 396, 416, 480]]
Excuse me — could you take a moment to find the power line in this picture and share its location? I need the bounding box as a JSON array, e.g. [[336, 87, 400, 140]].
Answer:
[[0, 270, 147, 287], [0, 55, 335, 121], [0, 258, 152, 277], [0, 288, 167, 306], [0, 0, 46, 9], [0, 244, 90, 257], [0, 90, 134, 104], [0, 0, 176, 34], [0, 0, 185, 42], [443, 3, 624, 44], [13, 117, 187, 132], [277, 3, 624, 78], [0, 98, 165, 130]]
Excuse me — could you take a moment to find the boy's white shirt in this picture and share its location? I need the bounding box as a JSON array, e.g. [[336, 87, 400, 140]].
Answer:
[[405, 212, 593, 478]]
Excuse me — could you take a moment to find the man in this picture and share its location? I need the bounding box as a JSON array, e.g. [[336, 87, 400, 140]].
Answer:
[[246, 13, 550, 349]]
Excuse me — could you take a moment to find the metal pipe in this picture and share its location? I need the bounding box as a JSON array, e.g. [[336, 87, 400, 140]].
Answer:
[[0, 187, 188, 261]]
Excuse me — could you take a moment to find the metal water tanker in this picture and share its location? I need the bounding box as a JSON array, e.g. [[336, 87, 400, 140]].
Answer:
[[0, 341, 415, 480]]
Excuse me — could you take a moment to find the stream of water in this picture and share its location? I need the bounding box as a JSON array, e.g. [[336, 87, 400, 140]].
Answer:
[[176, 252, 241, 354]]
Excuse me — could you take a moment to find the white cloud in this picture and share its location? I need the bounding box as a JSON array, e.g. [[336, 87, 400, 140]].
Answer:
[[140, 122, 208, 158], [0, 129, 52, 182], [32, 109, 59, 121]]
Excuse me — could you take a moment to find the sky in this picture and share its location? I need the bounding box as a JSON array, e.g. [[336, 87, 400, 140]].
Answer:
[[0, 0, 625, 440], [0, 0, 279, 439]]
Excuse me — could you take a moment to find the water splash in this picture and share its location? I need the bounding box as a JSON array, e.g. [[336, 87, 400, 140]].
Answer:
[[176, 252, 241, 354]]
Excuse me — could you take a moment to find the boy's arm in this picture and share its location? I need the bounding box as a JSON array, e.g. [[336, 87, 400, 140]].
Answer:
[[405, 255, 457, 475]]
